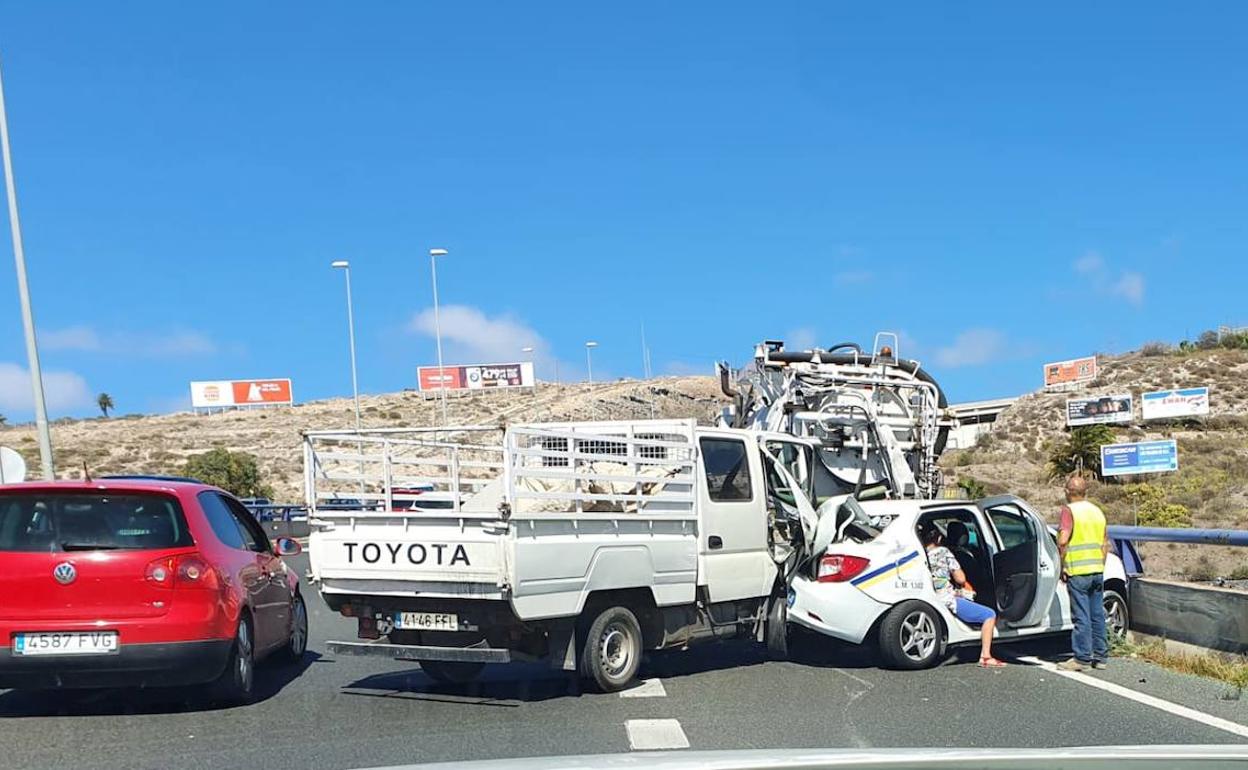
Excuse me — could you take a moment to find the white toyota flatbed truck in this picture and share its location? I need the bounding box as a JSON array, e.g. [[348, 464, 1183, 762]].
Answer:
[[305, 419, 819, 691]]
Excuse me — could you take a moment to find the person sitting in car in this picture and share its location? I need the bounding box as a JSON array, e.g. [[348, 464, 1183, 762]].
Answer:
[[920, 523, 1005, 668]]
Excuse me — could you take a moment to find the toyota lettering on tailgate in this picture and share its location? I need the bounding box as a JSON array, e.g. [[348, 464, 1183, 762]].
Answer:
[[343, 542, 471, 566]]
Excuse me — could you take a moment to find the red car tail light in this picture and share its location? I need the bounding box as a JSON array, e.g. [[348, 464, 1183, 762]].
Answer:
[[144, 556, 177, 587], [174, 554, 220, 590], [817, 554, 871, 583]]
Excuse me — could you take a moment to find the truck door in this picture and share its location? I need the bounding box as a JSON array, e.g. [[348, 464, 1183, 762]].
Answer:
[[982, 500, 1060, 627], [697, 431, 774, 602]]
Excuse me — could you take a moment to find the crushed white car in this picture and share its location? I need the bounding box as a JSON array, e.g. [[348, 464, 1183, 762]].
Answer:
[[784, 494, 1129, 668]]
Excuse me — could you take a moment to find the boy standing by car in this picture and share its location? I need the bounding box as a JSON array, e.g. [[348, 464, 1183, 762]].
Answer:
[[1057, 475, 1110, 671]]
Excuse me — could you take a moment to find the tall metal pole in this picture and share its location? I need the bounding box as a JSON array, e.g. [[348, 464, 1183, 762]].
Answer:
[[586, 345, 594, 385], [0, 57, 53, 478], [336, 263, 362, 431], [430, 250, 449, 426]]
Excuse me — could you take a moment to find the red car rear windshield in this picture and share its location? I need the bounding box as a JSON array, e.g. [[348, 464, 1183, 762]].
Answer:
[[0, 491, 195, 552]]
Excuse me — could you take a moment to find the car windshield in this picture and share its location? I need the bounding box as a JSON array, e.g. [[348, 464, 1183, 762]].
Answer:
[[0, 492, 194, 551]]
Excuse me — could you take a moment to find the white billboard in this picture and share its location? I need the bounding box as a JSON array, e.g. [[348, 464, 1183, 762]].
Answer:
[[190, 379, 294, 408], [1141, 387, 1210, 420], [418, 362, 535, 391]]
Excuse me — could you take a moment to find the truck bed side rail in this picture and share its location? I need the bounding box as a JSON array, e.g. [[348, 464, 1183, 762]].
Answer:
[[504, 420, 699, 518], [303, 426, 505, 518]]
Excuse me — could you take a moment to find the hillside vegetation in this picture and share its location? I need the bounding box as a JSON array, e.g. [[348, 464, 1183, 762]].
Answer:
[[943, 345, 1248, 581]]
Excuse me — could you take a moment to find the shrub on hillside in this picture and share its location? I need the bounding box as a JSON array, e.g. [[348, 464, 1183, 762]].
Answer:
[[1186, 554, 1217, 582], [1047, 425, 1116, 480], [1138, 502, 1192, 528], [956, 477, 987, 499], [184, 448, 273, 499], [1140, 341, 1171, 356]]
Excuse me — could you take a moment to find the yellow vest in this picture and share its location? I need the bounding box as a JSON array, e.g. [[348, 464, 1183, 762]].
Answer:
[[1064, 499, 1107, 576]]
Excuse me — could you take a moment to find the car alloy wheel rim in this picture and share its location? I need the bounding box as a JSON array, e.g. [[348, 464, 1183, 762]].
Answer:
[[900, 611, 937, 661], [291, 599, 308, 655], [1105, 597, 1126, 638], [237, 623, 253, 689], [600, 622, 633, 679]]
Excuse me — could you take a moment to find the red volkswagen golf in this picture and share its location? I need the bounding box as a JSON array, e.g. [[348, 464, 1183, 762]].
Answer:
[[0, 479, 308, 702]]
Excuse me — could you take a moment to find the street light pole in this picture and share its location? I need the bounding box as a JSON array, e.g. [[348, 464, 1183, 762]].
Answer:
[[585, 341, 598, 385], [429, 248, 450, 426], [0, 56, 53, 479], [331, 261, 362, 432]]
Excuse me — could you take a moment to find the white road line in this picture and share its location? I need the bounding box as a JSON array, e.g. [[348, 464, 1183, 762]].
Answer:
[[1017, 656, 1248, 739], [626, 719, 690, 750], [831, 668, 875, 689], [619, 678, 667, 698]]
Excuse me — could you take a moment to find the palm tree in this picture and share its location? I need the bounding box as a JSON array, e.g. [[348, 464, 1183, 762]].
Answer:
[[97, 393, 115, 418]]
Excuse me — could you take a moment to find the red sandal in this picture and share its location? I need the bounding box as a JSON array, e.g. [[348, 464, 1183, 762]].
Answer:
[[979, 657, 1007, 668]]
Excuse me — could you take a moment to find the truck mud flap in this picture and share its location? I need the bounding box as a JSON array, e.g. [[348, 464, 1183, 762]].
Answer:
[[327, 640, 521, 663]]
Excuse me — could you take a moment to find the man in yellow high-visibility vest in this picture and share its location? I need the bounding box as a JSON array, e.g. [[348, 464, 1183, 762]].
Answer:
[[1056, 475, 1110, 671]]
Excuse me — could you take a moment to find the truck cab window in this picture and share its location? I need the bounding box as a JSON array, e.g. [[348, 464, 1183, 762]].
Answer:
[[700, 438, 753, 502]]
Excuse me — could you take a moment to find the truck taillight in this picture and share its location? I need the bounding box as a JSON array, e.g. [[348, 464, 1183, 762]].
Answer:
[[817, 554, 871, 583]]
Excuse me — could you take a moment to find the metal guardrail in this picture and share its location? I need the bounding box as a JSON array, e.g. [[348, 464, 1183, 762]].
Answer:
[[1107, 525, 1248, 547]]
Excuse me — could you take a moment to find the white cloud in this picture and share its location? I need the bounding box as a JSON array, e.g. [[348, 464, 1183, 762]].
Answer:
[[0, 362, 93, 415], [1111, 271, 1145, 306], [41, 326, 102, 351], [933, 329, 1008, 368], [406, 305, 584, 381], [833, 270, 873, 286], [1070, 251, 1146, 307], [1073, 251, 1105, 275], [41, 326, 219, 357]]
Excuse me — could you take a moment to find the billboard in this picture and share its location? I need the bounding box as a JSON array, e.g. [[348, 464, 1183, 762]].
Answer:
[[1044, 356, 1097, 388], [1100, 439, 1178, 477], [418, 362, 535, 392], [1066, 394, 1133, 427], [190, 379, 293, 408], [1142, 387, 1210, 420]]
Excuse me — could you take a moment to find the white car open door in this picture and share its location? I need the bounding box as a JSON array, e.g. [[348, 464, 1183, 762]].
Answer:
[[980, 497, 1061, 628]]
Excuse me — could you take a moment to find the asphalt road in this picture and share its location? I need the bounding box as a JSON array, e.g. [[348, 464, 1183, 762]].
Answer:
[[1, 554, 1245, 770]]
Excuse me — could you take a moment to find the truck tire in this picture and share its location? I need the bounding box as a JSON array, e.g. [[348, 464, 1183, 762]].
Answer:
[[420, 660, 485, 685], [1103, 587, 1130, 640], [878, 601, 943, 670], [765, 593, 790, 660], [388, 629, 486, 685], [579, 605, 643, 692]]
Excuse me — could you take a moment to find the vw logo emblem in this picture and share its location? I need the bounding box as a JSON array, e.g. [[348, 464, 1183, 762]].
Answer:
[[53, 562, 77, 585]]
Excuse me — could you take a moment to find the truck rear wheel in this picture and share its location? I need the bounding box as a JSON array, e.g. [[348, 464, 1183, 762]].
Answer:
[[420, 660, 485, 685], [389, 629, 486, 685], [580, 606, 643, 692]]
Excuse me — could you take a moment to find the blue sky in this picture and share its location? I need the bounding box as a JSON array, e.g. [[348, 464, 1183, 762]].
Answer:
[[1, 3, 1245, 420]]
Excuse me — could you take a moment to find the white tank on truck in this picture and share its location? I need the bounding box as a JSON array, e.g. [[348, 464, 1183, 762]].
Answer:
[[717, 332, 954, 500]]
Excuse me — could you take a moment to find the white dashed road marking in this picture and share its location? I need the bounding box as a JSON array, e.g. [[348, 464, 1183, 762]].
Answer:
[[1018, 656, 1248, 739], [619, 678, 667, 698], [626, 719, 690, 750]]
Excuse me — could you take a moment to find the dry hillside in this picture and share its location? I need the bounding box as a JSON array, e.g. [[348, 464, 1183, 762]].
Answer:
[[0, 377, 727, 503], [942, 347, 1248, 581]]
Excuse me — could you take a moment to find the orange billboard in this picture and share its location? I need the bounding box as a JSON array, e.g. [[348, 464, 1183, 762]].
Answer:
[[190, 379, 293, 408], [1043, 357, 1097, 388]]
